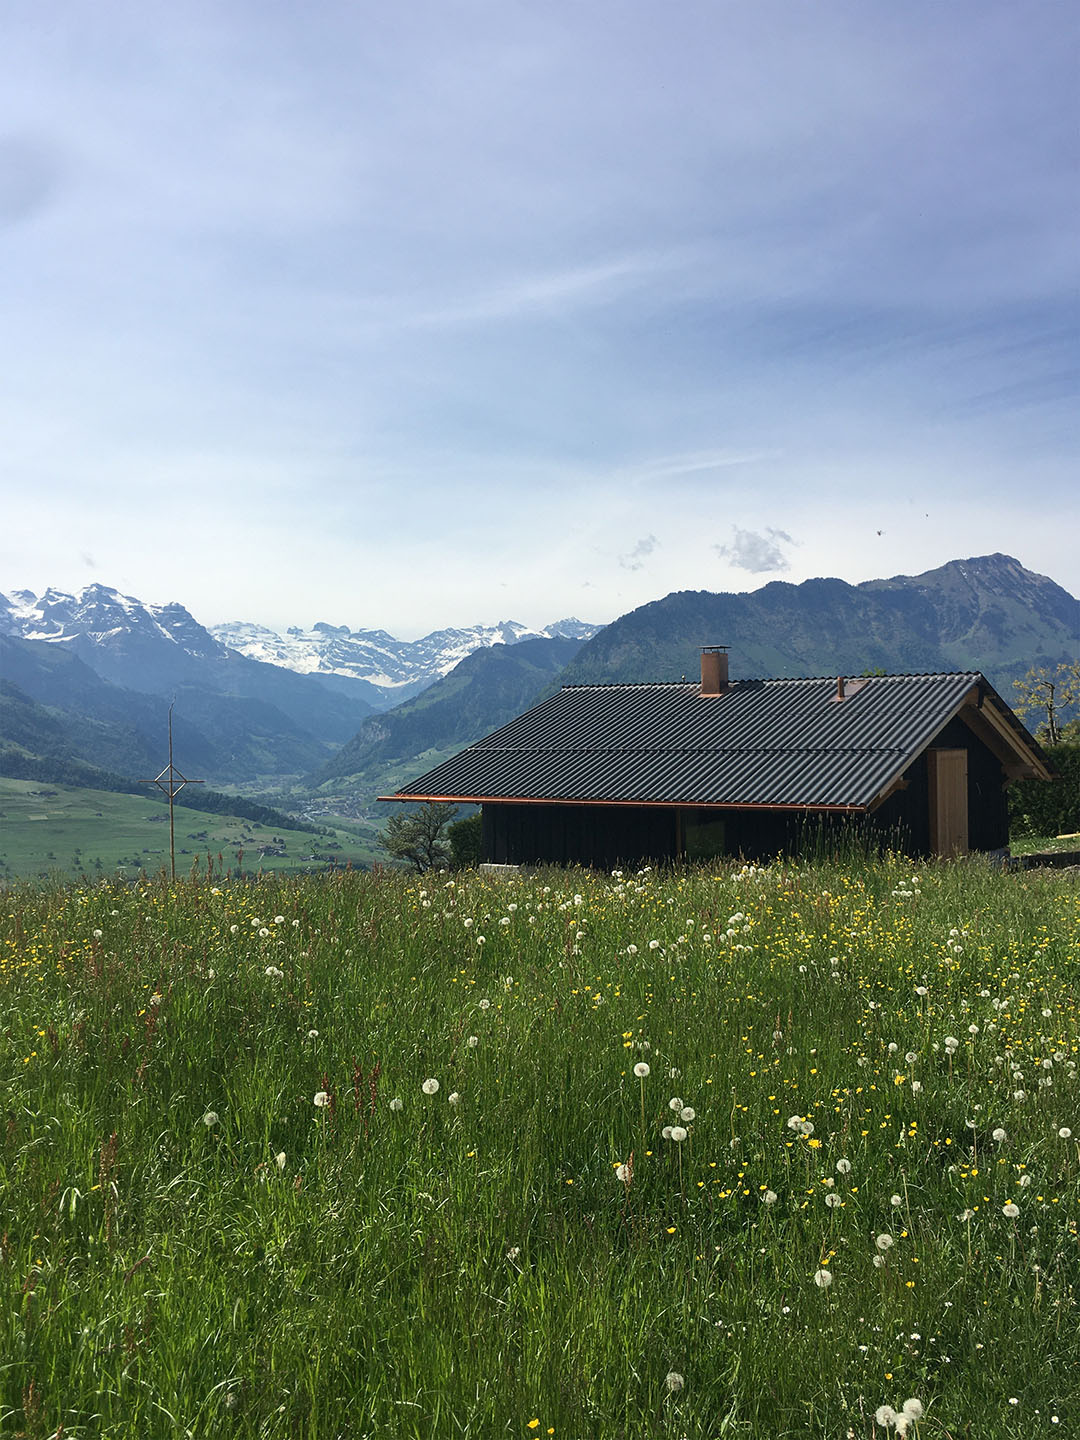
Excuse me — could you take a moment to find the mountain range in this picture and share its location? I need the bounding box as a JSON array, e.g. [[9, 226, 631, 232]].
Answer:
[[0, 557, 1076, 810], [557, 554, 1078, 691], [210, 616, 596, 701], [0, 584, 598, 789]]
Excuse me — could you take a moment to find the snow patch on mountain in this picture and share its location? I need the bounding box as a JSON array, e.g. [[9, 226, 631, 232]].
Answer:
[[1, 585, 599, 702], [210, 616, 600, 691]]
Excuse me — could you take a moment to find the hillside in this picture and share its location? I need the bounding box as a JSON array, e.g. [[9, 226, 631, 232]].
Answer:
[[0, 635, 345, 782], [0, 586, 374, 745], [0, 777, 365, 883], [555, 554, 1078, 697], [317, 635, 584, 784]]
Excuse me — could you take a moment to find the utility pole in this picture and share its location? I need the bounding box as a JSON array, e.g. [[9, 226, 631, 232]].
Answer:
[[139, 705, 204, 880]]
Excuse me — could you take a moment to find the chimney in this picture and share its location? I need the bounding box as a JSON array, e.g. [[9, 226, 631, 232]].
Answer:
[[700, 645, 730, 696]]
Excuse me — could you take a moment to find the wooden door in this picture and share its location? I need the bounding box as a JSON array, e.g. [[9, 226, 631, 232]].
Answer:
[[928, 749, 968, 857]]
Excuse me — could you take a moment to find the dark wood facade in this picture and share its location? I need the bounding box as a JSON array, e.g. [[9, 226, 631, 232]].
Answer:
[[480, 714, 1012, 867]]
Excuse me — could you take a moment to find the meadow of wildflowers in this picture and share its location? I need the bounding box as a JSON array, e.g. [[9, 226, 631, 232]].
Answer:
[[1, 856, 1078, 1437]]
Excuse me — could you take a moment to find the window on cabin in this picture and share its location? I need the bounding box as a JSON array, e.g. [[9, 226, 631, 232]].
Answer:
[[684, 815, 727, 860]]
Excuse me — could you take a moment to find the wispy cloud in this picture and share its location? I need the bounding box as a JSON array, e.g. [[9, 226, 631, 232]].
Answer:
[[403, 254, 680, 330], [619, 534, 659, 572]]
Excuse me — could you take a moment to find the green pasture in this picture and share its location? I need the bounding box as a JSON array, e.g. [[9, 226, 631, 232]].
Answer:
[[0, 778, 371, 882], [1, 856, 1078, 1436]]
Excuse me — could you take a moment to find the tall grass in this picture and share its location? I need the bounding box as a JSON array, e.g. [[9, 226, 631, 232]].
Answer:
[[1, 857, 1078, 1437]]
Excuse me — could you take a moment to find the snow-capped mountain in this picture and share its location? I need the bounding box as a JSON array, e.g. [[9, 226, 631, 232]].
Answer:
[[0, 585, 599, 709], [0, 584, 226, 681], [209, 616, 599, 694]]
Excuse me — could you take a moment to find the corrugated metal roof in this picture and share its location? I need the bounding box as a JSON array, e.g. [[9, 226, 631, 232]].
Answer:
[[388, 671, 1018, 810]]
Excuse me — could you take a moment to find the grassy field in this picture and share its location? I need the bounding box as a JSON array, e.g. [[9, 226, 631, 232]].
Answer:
[[1, 857, 1078, 1437], [0, 778, 373, 882]]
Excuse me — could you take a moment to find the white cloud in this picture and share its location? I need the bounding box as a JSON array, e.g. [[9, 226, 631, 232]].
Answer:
[[715, 527, 796, 574]]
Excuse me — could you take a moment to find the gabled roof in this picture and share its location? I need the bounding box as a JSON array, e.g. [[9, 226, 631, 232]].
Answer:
[[384, 671, 1052, 812]]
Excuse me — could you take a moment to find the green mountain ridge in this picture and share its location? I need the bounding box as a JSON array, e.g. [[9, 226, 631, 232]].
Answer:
[[0, 634, 339, 781], [0, 681, 318, 835], [555, 554, 1078, 696], [317, 636, 584, 785]]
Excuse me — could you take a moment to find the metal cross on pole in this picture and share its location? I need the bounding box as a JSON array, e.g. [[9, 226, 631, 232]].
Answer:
[[139, 704, 204, 880]]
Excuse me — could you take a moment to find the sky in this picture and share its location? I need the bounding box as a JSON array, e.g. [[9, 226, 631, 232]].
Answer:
[[1, 0, 1077, 640]]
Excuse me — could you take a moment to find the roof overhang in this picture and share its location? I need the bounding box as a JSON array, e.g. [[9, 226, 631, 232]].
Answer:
[[957, 687, 1055, 782]]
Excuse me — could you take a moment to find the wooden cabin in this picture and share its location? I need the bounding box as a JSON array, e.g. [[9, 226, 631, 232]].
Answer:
[[381, 649, 1053, 866]]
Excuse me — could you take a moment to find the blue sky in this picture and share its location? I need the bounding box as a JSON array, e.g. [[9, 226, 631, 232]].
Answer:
[[2, 0, 1077, 637]]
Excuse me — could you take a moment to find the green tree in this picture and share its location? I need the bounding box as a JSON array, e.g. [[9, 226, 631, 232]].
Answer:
[[376, 802, 459, 872], [448, 812, 483, 869], [1013, 662, 1080, 746]]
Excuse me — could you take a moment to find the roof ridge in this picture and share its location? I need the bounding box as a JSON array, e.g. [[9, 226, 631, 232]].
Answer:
[[560, 670, 982, 690]]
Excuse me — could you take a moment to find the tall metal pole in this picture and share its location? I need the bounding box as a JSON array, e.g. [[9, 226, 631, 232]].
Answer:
[[168, 707, 176, 881], [139, 704, 204, 881]]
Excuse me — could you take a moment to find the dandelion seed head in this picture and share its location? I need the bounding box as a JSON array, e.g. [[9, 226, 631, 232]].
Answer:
[[421, 1078, 440, 1095], [634, 1062, 650, 1078], [665, 1371, 684, 1393], [202, 1111, 219, 1127], [313, 1091, 330, 1108], [389, 1097, 403, 1112], [813, 1269, 832, 1289]]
